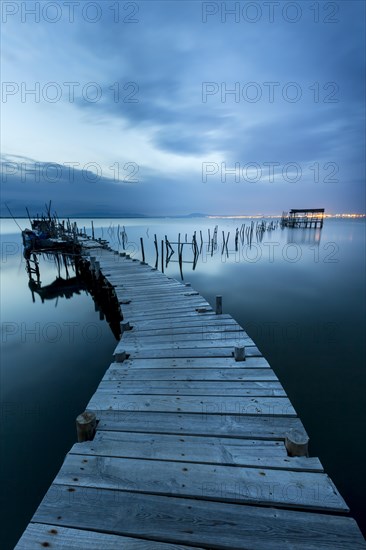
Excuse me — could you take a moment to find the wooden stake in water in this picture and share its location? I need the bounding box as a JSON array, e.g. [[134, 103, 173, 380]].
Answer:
[[154, 234, 158, 267], [140, 237, 145, 263]]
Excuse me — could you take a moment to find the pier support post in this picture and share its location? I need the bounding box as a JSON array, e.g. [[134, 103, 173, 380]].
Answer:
[[285, 428, 309, 457], [121, 321, 132, 332], [76, 410, 96, 442], [216, 295, 222, 315], [89, 256, 96, 272], [234, 345, 246, 361], [115, 350, 127, 362]]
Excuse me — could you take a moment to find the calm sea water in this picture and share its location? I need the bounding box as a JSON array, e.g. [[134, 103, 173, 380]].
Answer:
[[1, 217, 365, 547]]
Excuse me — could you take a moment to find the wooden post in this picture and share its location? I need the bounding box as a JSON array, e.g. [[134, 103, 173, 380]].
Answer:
[[91, 220, 95, 240], [115, 351, 127, 362], [140, 237, 145, 263], [121, 321, 132, 332], [165, 235, 169, 257], [94, 260, 100, 278], [234, 345, 246, 362], [285, 428, 309, 457], [76, 410, 96, 442], [216, 295, 222, 314]]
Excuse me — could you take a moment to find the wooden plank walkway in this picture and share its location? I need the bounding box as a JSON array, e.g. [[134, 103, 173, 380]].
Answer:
[[15, 242, 366, 549]]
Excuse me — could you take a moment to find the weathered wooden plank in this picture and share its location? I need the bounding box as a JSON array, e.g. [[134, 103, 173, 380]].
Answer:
[[115, 289, 202, 297], [115, 286, 187, 293], [32, 486, 366, 549], [122, 330, 248, 344], [114, 346, 262, 359], [104, 367, 278, 382], [120, 308, 211, 320], [114, 283, 184, 291], [127, 323, 241, 337], [131, 314, 235, 330], [118, 296, 206, 306], [15, 524, 203, 550], [115, 284, 193, 291], [71, 431, 323, 471], [120, 311, 215, 322], [113, 356, 271, 369], [88, 394, 295, 416], [111, 279, 183, 286], [119, 301, 203, 310], [120, 310, 215, 323], [54, 453, 347, 513], [117, 286, 186, 295], [119, 338, 255, 353], [109, 273, 173, 279], [120, 302, 210, 314], [97, 380, 286, 397], [118, 295, 202, 304], [119, 338, 254, 353], [116, 287, 198, 296], [96, 410, 305, 440]]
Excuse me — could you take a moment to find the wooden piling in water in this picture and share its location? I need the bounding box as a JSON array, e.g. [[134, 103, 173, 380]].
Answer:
[[140, 237, 145, 263]]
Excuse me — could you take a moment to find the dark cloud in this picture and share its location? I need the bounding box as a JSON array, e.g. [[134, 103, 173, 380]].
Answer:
[[2, 1, 364, 214]]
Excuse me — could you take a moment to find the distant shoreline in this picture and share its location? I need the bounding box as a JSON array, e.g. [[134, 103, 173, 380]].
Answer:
[[1, 214, 365, 220]]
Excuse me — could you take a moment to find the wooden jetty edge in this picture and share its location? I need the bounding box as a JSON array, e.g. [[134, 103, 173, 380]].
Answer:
[[15, 238, 366, 549]]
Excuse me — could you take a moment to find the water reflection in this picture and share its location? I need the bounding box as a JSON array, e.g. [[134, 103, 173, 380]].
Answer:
[[24, 250, 121, 339], [286, 227, 322, 246], [26, 252, 86, 304]]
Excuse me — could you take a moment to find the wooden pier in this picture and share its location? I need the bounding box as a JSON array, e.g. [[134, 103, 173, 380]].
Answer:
[[282, 209, 325, 228], [15, 239, 365, 549]]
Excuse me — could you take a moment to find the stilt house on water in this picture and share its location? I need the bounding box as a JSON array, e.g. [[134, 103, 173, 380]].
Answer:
[[281, 209, 325, 228]]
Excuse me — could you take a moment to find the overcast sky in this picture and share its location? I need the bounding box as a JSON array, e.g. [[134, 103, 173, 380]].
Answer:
[[1, 0, 365, 216]]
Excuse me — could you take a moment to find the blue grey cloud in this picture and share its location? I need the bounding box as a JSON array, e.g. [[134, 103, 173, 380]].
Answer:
[[1, 1, 364, 215]]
